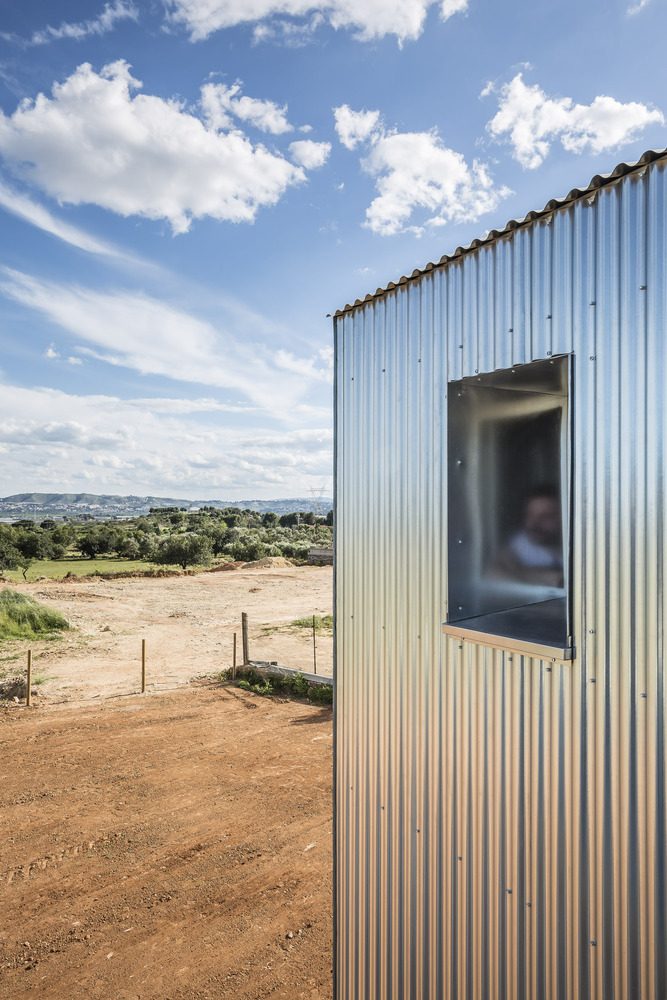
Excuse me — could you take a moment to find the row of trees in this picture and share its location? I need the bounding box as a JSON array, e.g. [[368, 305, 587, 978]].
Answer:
[[0, 506, 334, 575]]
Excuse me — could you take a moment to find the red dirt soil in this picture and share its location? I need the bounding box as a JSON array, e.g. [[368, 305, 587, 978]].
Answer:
[[0, 683, 333, 999]]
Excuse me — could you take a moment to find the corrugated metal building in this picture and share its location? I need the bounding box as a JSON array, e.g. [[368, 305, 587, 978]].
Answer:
[[333, 149, 667, 999]]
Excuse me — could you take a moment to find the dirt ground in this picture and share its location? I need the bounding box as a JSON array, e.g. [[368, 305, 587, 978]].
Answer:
[[0, 568, 335, 999], [3, 565, 333, 703]]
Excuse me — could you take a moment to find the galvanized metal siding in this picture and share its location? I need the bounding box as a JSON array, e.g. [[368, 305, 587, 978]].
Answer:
[[334, 159, 667, 1000]]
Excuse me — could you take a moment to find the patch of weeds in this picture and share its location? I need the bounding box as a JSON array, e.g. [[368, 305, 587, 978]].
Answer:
[[291, 672, 310, 698], [229, 667, 331, 705], [260, 614, 333, 637], [307, 683, 333, 705], [291, 614, 333, 633], [0, 590, 70, 640]]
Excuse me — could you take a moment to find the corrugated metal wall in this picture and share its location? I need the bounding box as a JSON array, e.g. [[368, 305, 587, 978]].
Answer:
[[334, 158, 667, 1000]]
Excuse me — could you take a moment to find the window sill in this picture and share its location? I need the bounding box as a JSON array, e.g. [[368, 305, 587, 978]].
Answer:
[[442, 599, 574, 661]]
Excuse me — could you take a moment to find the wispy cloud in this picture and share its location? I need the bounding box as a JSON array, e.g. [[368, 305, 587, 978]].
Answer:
[[0, 179, 124, 256], [627, 0, 652, 14], [164, 0, 468, 43], [2, 1, 139, 47], [0, 381, 332, 497], [0, 268, 331, 419]]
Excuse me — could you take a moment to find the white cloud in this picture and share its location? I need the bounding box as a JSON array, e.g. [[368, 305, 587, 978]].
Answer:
[[164, 0, 468, 42], [486, 73, 665, 169], [201, 81, 293, 134], [252, 14, 324, 45], [45, 344, 60, 360], [0, 268, 331, 418], [0, 61, 307, 233], [333, 104, 381, 149], [0, 179, 124, 256], [67, 356, 83, 365], [289, 140, 331, 168], [440, 0, 467, 18], [362, 132, 512, 234], [335, 106, 511, 235], [627, 0, 652, 13], [0, 381, 332, 497], [7, 1, 139, 46]]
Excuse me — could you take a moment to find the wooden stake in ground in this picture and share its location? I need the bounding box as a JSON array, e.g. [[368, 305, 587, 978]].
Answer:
[[242, 613, 249, 665], [26, 649, 32, 707], [141, 639, 146, 694], [312, 615, 317, 675], [233, 632, 237, 680]]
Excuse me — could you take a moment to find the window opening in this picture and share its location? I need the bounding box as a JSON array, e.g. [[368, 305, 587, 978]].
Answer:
[[443, 355, 572, 659]]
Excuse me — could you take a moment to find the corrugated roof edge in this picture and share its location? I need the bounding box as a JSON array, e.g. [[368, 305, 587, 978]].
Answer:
[[333, 147, 667, 318]]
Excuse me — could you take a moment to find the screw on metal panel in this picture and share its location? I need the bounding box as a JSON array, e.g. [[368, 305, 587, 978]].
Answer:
[[382, 368, 386, 372], [475, 369, 478, 374], [418, 358, 422, 362], [508, 656, 513, 661], [590, 941, 597, 947], [641, 692, 648, 698], [458, 645, 463, 649], [591, 678, 596, 683], [458, 539, 463, 544], [506, 889, 512, 895], [458, 856, 462, 861], [589, 629, 596, 633], [509, 328, 513, 333], [547, 351, 552, 356], [546, 315, 552, 319], [589, 356, 596, 361], [458, 606, 463, 611], [459, 344, 463, 349], [546, 667, 552, 672], [417, 829, 420, 833], [417, 635, 421, 639], [590, 301, 596, 306], [526, 903, 532, 908], [640, 285, 647, 291]]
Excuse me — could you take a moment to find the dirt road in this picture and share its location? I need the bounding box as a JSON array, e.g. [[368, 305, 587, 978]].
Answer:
[[0, 683, 333, 1000]]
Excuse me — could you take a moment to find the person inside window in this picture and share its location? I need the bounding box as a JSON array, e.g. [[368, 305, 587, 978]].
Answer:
[[490, 483, 564, 588]]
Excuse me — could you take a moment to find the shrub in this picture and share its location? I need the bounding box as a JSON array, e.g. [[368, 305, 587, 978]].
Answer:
[[0, 589, 70, 640], [291, 672, 309, 698], [307, 683, 333, 704]]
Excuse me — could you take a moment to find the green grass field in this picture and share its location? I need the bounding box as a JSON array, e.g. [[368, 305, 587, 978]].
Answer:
[[1, 556, 156, 582], [1, 554, 237, 582]]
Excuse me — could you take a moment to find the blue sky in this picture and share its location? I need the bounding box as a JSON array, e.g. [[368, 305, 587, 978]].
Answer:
[[0, 0, 665, 499]]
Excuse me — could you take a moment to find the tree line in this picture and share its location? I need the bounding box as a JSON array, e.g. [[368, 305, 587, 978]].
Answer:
[[0, 506, 333, 576]]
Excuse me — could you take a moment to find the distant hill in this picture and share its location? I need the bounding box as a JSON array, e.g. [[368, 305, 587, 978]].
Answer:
[[0, 493, 333, 520]]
